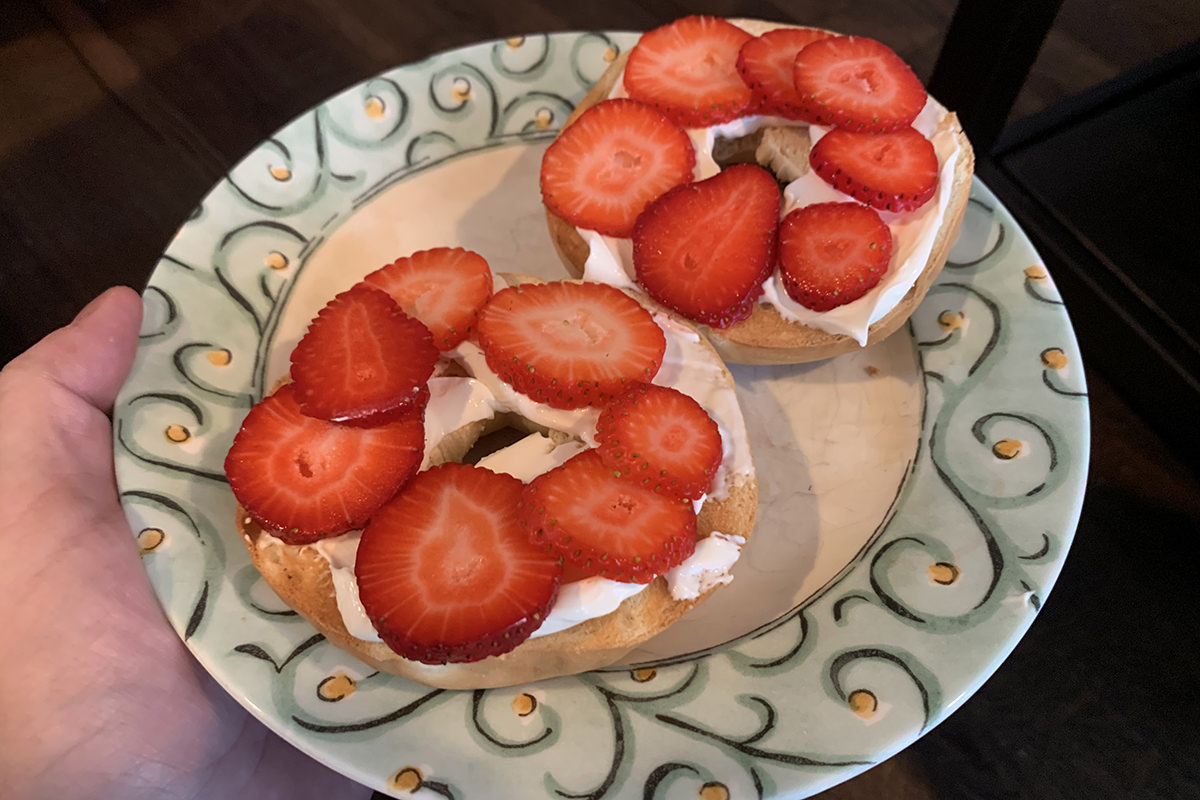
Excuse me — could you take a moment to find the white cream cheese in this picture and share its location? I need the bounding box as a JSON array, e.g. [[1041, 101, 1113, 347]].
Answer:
[[578, 23, 967, 345], [665, 531, 746, 600], [529, 577, 647, 639], [449, 340, 601, 446], [475, 431, 588, 482], [311, 532, 382, 642], [303, 293, 755, 645], [421, 376, 500, 468]]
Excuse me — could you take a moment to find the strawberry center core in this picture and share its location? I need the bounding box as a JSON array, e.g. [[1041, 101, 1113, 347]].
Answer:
[[662, 425, 687, 452], [294, 452, 315, 478], [614, 149, 641, 170], [595, 149, 643, 188], [843, 67, 881, 95], [545, 313, 607, 347], [593, 490, 639, 526], [406, 283, 440, 318], [672, 52, 723, 84], [867, 141, 898, 166], [426, 509, 495, 592], [822, 239, 853, 263]]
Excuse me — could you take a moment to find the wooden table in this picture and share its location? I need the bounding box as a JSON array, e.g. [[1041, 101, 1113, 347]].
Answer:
[[4, 2, 1198, 798]]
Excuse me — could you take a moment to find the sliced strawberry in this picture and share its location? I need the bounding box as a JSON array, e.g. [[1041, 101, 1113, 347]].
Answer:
[[355, 463, 562, 664], [809, 127, 939, 212], [476, 281, 666, 410], [519, 449, 697, 584], [623, 15, 755, 127], [289, 284, 438, 425], [595, 383, 722, 500], [735, 27, 833, 119], [541, 98, 695, 238], [360, 247, 493, 350], [632, 163, 779, 328], [792, 35, 927, 132], [778, 201, 893, 311], [224, 384, 424, 544]]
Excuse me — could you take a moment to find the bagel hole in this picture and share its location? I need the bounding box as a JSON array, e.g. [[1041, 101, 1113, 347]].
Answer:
[[711, 130, 763, 169], [462, 425, 532, 465], [455, 413, 575, 468], [712, 126, 807, 190]]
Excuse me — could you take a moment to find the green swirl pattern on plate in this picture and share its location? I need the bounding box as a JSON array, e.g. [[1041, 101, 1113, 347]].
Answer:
[[114, 32, 1088, 799]]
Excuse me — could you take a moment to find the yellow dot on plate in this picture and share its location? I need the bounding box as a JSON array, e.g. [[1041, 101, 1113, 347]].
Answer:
[[928, 561, 960, 585], [137, 527, 166, 555], [1025, 265, 1048, 281], [604, 46, 618, 62], [206, 348, 232, 367], [389, 767, 423, 793], [364, 95, 386, 118], [451, 77, 471, 103], [631, 667, 657, 683], [848, 689, 878, 718], [265, 250, 289, 270], [506, 35, 525, 48], [317, 672, 356, 702], [269, 164, 291, 181], [938, 310, 964, 331], [699, 782, 730, 800], [1041, 348, 1068, 369], [534, 108, 553, 130], [164, 424, 190, 444], [993, 439, 1022, 460], [511, 692, 538, 717]]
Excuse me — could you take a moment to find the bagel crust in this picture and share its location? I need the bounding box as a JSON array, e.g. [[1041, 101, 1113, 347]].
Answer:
[[545, 22, 976, 365], [237, 276, 758, 690]]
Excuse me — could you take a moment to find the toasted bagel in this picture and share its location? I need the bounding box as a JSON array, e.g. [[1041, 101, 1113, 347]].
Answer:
[[237, 275, 757, 689], [544, 20, 975, 365]]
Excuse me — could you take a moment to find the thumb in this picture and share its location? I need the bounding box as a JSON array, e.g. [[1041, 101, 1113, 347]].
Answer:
[[5, 286, 144, 414]]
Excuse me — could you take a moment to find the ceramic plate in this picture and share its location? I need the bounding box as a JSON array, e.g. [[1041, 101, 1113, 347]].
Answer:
[[114, 32, 1089, 799]]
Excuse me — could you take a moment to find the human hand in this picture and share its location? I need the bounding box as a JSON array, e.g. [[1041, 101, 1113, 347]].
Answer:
[[0, 287, 371, 800]]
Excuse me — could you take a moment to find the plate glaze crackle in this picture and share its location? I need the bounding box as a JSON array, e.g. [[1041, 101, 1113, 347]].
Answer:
[[113, 31, 1089, 800]]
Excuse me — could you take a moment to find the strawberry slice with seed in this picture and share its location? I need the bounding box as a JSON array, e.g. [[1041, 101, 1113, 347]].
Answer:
[[778, 201, 894, 311], [623, 15, 755, 127], [355, 463, 562, 664], [595, 383, 722, 500], [289, 284, 438, 426], [735, 27, 833, 119], [224, 384, 424, 544], [519, 449, 697, 584], [632, 163, 780, 328], [809, 126, 939, 212], [792, 35, 928, 132], [360, 247, 493, 350], [477, 281, 666, 410], [540, 98, 696, 238]]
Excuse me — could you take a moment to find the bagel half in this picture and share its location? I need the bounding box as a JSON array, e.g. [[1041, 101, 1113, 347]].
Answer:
[[545, 19, 976, 366], [237, 275, 757, 690]]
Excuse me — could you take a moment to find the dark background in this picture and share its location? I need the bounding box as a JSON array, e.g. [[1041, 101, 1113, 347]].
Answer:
[[3, 1, 1199, 797]]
